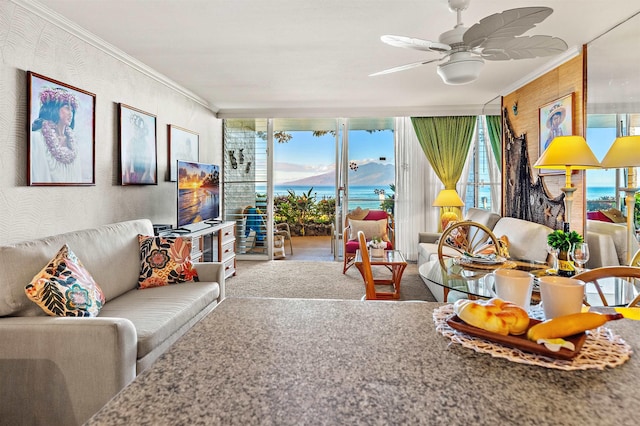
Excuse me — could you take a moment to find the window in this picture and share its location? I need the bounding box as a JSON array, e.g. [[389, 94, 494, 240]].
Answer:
[[462, 116, 501, 212]]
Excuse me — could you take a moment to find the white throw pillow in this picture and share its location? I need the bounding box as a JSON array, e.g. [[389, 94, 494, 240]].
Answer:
[[348, 219, 389, 242]]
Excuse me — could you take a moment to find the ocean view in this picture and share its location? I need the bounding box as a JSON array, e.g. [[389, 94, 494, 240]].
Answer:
[[270, 185, 620, 212], [274, 185, 390, 210]]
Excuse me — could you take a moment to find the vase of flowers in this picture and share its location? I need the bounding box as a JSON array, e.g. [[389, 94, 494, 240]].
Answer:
[[368, 237, 386, 258], [547, 229, 584, 277]]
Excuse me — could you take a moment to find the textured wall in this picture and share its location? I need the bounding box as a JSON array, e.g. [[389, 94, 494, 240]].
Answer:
[[0, 1, 222, 244], [502, 52, 586, 235]]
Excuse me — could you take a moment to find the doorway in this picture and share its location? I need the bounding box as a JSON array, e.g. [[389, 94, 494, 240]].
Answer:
[[223, 118, 395, 261]]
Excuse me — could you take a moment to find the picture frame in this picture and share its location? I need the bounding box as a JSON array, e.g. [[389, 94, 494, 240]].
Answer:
[[168, 125, 199, 181], [538, 93, 573, 175], [119, 104, 158, 185], [27, 71, 96, 186]]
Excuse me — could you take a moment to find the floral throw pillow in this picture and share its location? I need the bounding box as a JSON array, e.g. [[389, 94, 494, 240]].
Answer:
[[138, 235, 199, 289], [25, 244, 105, 317]]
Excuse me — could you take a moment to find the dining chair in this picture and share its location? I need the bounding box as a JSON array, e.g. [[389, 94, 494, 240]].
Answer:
[[357, 231, 377, 300], [573, 266, 640, 307], [436, 221, 501, 271]]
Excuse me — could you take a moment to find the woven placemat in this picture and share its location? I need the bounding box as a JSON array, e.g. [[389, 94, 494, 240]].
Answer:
[[433, 304, 632, 370]]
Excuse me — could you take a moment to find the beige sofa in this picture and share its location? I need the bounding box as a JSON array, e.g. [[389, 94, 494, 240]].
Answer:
[[418, 208, 553, 301], [0, 219, 225, 425]]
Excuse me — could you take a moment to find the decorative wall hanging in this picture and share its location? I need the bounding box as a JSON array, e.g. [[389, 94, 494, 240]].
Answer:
[[503, 108, 565, 230], [27, 71, 96, 186], [168, 125, 199, 181], [538, 93, 573, 175], [119, 104, 158, 185]]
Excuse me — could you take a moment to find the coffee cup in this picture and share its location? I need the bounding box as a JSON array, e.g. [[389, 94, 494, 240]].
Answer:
[[485, 268, 534, 309], [538, 276, 585, 319]]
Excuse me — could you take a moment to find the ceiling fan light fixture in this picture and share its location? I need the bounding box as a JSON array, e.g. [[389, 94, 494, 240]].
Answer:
[[437, 55, 484, 85]]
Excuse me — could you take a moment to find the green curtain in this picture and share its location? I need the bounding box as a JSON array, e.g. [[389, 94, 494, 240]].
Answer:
[[411, 116, 476, 189], [486, 115, 502, 172]]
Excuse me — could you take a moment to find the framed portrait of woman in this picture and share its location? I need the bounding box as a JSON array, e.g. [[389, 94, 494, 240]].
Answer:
[[119, 104, 158, 185], [28, 72, 96, 186], [538, 93, 573, 175], [168, 125, 199, 181]]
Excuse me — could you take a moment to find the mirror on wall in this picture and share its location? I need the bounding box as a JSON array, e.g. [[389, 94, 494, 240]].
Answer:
[[585, 11, 640, 213]]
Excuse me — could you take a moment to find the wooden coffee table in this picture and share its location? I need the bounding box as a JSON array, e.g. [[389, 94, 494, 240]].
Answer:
[[354, 249, 407, 300]]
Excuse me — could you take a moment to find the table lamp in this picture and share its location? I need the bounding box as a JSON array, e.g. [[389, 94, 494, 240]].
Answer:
[[533, 136, 600, 230], [433, 189, 464, 231], [600, 135, 640, 264]]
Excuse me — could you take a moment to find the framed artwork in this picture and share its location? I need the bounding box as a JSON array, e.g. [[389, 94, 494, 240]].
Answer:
[[28, 72, 96, 186], [119, 104, 158, 185], [168, 125, 199, 181], [538, 93, 573, 175]]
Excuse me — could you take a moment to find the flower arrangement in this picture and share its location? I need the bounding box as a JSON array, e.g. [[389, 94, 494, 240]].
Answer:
[[367, 236, 387, 250], [547, 229, 584, 253]]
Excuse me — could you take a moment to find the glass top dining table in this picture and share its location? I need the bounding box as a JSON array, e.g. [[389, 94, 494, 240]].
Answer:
[[419, 258, 640, 307]]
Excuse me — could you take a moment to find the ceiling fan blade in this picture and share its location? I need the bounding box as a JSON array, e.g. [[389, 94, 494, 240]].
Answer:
[[463, 7, 554, 49], [481, 35, 568, 60], [369, 57, 444, 77], [381, 35, 451, 53]]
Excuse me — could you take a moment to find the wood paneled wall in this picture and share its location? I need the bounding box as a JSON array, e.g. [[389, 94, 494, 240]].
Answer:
[[502, 50, 586, 235]]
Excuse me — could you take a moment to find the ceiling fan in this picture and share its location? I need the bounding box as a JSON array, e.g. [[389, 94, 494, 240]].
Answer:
[[371, 0, 568, 85]]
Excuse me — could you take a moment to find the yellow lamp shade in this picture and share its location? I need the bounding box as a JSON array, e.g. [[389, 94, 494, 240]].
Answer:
[[600, 136, 640, 168], [432, 189, 464, 207], [533, 136, 601, 170]]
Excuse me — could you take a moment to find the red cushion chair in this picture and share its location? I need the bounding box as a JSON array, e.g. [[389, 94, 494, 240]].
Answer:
[[342, 209, 394, 274]]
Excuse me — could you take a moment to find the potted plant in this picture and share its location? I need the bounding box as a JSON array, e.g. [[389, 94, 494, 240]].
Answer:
[[547, 230, 584, 277], [367, 237, 387, 258]]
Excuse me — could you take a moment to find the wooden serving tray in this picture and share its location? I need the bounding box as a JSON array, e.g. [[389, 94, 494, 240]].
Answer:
[[446, 315, 587, 360]]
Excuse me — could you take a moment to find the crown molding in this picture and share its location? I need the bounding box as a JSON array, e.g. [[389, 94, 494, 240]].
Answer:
[[13, 0, 217, 113], [499, 46, 582, 97], [215, 103, 501, 119]]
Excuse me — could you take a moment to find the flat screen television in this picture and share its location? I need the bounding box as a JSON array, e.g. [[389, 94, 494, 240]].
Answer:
[[177, 160, 220, 231]]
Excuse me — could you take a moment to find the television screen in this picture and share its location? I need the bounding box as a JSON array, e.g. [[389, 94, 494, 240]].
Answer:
[[177, 160, 220, 229]]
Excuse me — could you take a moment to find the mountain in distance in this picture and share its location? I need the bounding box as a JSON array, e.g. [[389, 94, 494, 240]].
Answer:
[[282, 162, 394, 186]]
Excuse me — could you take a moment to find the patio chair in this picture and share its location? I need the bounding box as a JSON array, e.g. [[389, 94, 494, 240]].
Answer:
[[274, 222, 293, 255], [343, 208, 394, 274]]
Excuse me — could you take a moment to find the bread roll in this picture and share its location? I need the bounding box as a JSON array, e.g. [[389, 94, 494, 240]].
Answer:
[[453, 298, 530, 335]]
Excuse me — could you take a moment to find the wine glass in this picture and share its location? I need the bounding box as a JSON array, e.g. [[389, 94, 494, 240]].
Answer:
[[570, 242, 590, 273]]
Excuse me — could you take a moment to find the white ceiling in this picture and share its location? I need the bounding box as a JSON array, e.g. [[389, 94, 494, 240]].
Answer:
[[31, 0, 640, 118]]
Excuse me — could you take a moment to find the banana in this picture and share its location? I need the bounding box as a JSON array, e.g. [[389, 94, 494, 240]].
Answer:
[[527, 312, 623, 341]]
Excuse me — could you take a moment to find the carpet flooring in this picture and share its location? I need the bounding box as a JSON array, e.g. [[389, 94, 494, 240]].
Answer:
[[226, 259, 437, 301]]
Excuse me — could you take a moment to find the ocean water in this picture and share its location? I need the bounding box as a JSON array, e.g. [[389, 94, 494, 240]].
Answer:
[[587, 187, 617, 200]]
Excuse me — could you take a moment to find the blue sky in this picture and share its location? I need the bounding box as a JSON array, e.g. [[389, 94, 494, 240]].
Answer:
[[273, 130, 394, 184]]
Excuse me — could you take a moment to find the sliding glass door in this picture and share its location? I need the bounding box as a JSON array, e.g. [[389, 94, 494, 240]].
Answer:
[[223, 117, 395, 261]]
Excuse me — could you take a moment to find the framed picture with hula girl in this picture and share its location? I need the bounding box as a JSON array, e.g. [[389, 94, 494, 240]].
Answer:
[[538, 93, 573, 176], [28, 72, 96, 186], [119, 104, 158, 185]]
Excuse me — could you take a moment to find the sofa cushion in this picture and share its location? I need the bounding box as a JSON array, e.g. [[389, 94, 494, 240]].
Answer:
[[25, 244, 105, 317], [0, 219, 154, 317], [465, 208, 501, 230], [348, 219, 389, 242], [138, 235, 199, 289], [492, 217, 552, 263], [98, 281, 219, 359]]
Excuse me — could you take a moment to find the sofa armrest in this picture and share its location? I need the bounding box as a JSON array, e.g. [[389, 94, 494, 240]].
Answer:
[[418, 232, 441, 244], [194, 261, 225, 301], [0, 316, 137, 425]]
